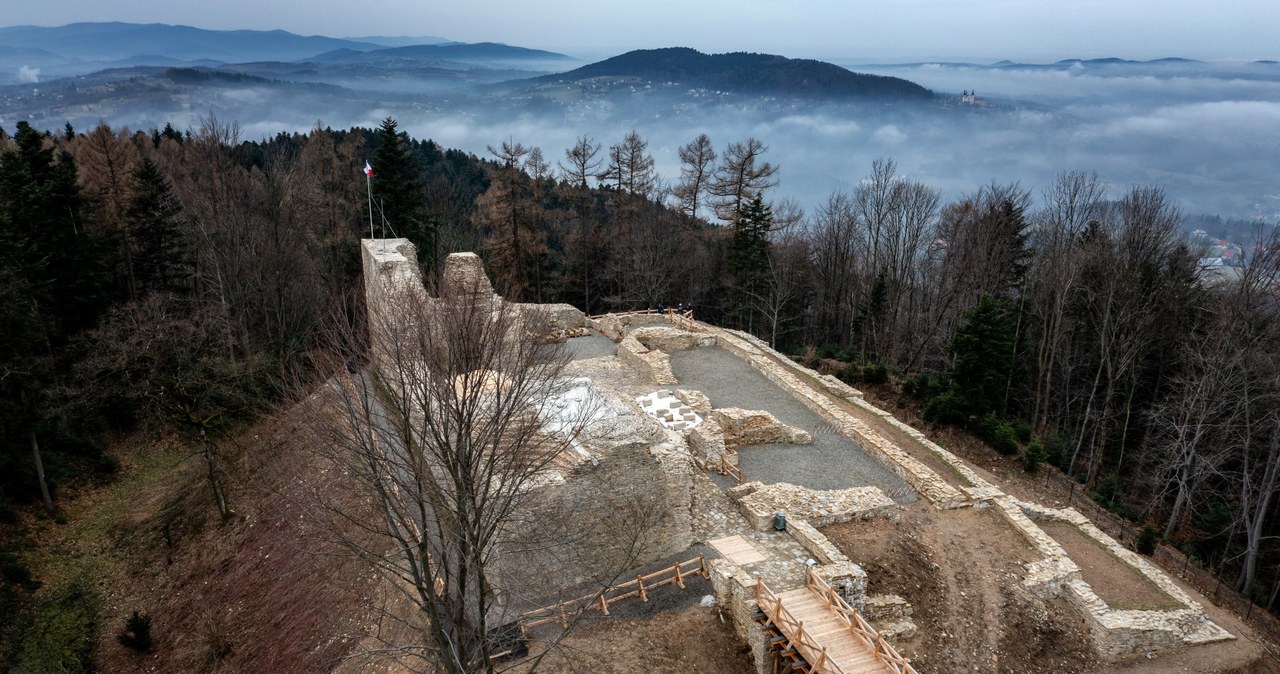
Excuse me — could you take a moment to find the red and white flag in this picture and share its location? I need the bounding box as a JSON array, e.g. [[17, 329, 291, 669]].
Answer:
[[364, 161, 373, 177]]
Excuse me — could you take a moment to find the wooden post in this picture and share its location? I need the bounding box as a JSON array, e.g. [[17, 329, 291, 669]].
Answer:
[[814, 647, 828, 670], [30, 433, 54, 514], [637, 575, 648, 602], [599, 594, 609, 616], [674, 563, 685, 589]]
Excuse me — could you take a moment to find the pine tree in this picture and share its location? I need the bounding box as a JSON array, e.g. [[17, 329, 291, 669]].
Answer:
[[127, 159, 191, 295], [371, 118, 431, 266], [730, 196, 773, 331], [949, 295, 1018, 416]]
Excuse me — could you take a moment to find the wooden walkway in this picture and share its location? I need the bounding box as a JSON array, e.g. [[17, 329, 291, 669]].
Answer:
[[756, 570, 917, 674]]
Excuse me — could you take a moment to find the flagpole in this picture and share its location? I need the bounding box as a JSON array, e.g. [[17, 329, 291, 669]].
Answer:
[[365, 161, 375, 243]]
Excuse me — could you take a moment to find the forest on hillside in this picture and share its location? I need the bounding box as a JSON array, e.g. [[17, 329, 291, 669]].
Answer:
[[2, 116, 1279, 656]]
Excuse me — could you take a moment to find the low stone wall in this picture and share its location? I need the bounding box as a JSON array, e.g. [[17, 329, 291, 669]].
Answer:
[[786, 519, 849, 565], [631, 325, 718, 352], [710, 408, 812, 449], [516, 302, 586, 341], [731, 481, 894, 531], [674, 389, 713, 415], [616, 333, 677, 385], [993, 495, 1232, 656]]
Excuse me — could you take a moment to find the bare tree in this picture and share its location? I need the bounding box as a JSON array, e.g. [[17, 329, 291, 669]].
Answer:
[[557, 135, 600, 189], [673, 133, 716, 219], [307, 267, 654, 673], [602, 131, 655, 197], [708, 138, 778, 223], [1026, 171, 1104, 433]]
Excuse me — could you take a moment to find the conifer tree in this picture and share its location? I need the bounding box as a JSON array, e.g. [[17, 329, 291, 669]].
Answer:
[[127, 159, 191, 295], [371, 118, 431, 266]]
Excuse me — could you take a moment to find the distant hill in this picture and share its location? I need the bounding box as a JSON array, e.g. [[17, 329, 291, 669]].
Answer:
[[307, 42, 572, 64], [0, 22, 383, 63], [340, 34, 453, 48], [535, 48, 933, 100], [1052, 57, 1204, 66]]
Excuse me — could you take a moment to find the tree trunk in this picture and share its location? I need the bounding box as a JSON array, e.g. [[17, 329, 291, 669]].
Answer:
[[1237, 429, 1280, 593], [31, 433, 54, 514], [202, 437, 233, 520]]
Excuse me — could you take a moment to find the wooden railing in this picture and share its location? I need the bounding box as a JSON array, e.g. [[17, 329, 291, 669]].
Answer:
[[586, 308, 660, 320], [585, 307, 697, 331], [756, 577, 848, 674], [804, 569, 918, 674], [517, 556, 709, 632], [720, 454, 745, 483], [665, 309, 697, 331]]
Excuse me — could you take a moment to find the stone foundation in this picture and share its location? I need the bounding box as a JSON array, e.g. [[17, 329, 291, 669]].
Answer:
[[730, 481, 894, 531]]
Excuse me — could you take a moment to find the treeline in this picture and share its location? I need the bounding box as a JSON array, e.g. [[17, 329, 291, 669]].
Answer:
[[1, 118, 1278, 613]]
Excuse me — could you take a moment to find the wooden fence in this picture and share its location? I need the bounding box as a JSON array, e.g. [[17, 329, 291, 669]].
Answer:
[[1040, 468, 1280, 650], [586, 308, 660, 320], [517, 556, 709, 633], [584, 308, 698, 331], [720, 454, 745, 483]]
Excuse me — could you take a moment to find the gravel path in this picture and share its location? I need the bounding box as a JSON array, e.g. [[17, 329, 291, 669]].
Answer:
[[564, 332, 618, 361], [668, 346, 915, 502]]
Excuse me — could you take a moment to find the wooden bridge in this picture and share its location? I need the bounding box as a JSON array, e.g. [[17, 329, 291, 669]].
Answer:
[[755, 569, 918, 674]]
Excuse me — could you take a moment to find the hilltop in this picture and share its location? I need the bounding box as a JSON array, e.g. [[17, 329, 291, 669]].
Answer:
[[534, 47, 934, 100]]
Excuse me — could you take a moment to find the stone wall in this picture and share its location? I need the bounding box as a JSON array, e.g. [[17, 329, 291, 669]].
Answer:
[[616, 332, 677, 384], [710, 408, 813, 449], [707, 558, 770, 674], [630, 325, 717, 352], [685, 418, 728, 470], [731, 481, 894, 531], [1004, 497, 1232, 655]]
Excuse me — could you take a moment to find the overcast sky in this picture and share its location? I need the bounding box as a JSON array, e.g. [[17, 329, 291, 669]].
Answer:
[[6, 0, 1278, 62]]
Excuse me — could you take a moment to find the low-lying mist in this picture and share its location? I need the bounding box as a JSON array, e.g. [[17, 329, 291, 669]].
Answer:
[[15, 57, 1279, 222]]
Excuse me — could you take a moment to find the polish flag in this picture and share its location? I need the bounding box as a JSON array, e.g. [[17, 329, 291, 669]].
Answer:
[[364, 161, 373, 176]]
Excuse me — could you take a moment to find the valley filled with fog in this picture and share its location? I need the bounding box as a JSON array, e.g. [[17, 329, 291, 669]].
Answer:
[[3, 28, 1277, 222], [198, 58, 1280, 222], [382, 58, 1278, 222]]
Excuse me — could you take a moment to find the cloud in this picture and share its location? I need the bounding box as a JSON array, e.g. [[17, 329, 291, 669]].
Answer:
[[17, 65, 40, 84]]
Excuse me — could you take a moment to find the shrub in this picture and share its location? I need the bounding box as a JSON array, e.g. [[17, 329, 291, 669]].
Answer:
[[974, 414, 1018, 455], [1023, 440, 1047, 473], [1012, 421, 1033, 443], [836, 363, 860, 385], [118, 610, 152, 652], [19, 578, 101, 674], [1043, 432, 1074, 470], [1136, 522, 1160, 555], [923, 392, 967, 425], [901, 374, 930, 399], [861, 362, 888, 385]]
